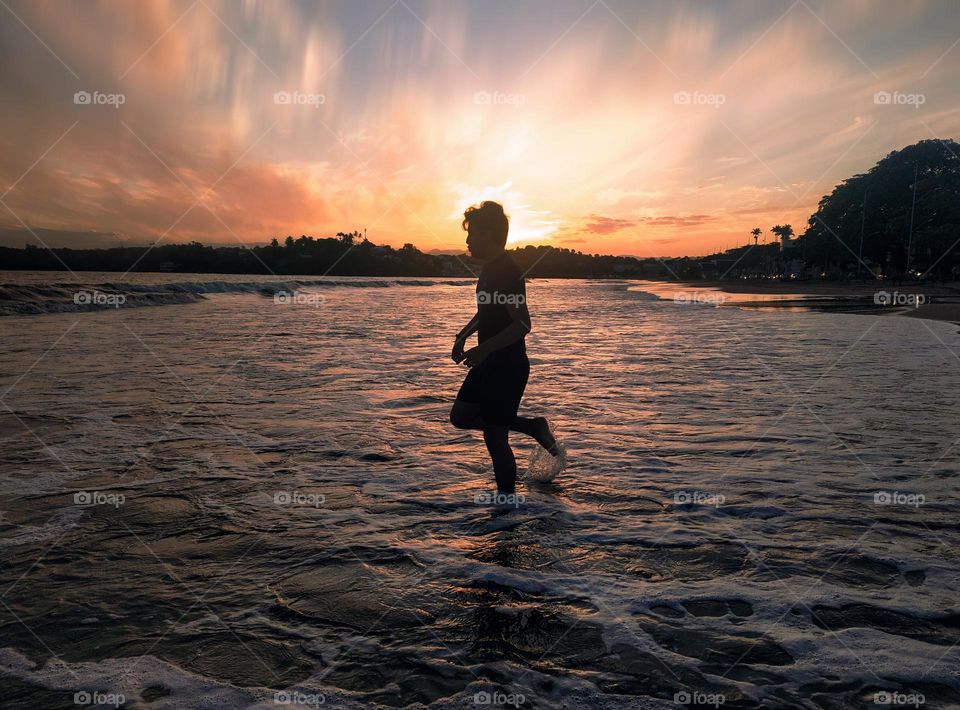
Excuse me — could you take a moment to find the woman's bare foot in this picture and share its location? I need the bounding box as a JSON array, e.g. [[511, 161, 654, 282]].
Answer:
[[531, 417, 559, 455]]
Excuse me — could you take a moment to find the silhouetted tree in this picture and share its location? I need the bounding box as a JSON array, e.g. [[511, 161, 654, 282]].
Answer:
[[798, 139, 960, 279], [771, 225, 794, 243]]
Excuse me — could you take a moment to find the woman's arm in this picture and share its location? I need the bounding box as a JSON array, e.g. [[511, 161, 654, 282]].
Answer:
[[463, 302, 530, 366], [452, 310, 480, 363], [456, 311, 480, 340]]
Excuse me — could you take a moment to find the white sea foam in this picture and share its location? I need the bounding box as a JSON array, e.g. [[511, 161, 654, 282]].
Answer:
[[2, 275, 959, 707]]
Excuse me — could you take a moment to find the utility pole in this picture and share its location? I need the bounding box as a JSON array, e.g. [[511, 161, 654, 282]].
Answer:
[[857, 189, 867, 278], [906, 165, 918, 274]]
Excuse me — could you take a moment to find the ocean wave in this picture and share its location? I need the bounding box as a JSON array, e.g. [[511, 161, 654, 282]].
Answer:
[[0, 278, 474, 316], [3, 279, 960, 706]]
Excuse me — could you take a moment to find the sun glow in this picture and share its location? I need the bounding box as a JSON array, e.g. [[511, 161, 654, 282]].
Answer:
[[449, 182, 561, 245], [0, 1, 957, 256]]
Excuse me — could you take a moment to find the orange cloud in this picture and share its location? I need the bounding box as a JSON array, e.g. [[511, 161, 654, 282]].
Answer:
[[0, 0, 957, 257], [581, 215, 635, 235]]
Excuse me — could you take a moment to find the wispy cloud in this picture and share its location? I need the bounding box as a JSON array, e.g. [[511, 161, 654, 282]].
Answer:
[[0, 0, 957, 256], [582, 214, 635, 234]]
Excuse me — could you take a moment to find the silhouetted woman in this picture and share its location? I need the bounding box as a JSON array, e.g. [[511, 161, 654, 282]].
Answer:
[[449, 201, 560, 495]]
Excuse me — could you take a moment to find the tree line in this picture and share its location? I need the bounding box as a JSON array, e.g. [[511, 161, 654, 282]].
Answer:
[[2, 138, 957, 281], [0, 232, 684, 279]]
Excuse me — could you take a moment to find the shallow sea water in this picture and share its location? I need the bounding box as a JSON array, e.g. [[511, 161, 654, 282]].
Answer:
[[1, 275, 959, 709]]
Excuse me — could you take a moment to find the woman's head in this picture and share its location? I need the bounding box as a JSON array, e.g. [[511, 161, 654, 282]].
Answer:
[[462, 201, 509, 259]]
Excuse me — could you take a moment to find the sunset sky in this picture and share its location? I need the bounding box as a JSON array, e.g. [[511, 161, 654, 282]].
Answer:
[[1, 0, 958, 257]]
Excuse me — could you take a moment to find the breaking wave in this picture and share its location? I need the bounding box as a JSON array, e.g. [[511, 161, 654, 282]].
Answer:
[[0, 278, 474, 316]]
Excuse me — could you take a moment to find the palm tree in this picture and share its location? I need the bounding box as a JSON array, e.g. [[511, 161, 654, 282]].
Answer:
[[751, 227, 762, 246], [771, 224, 794, 245]]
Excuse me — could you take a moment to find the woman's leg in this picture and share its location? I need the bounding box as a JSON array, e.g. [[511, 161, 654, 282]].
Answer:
[[482, 426, 516, 494], [450, 399, 484, 430], [453, 402, 556, 454], [453, 401, 558, 460], [511, 416, 559, 454]]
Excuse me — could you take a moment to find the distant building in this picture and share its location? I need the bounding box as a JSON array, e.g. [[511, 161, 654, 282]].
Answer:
[[783, 258, 804, 278], [613, 263, 642, 275], [642, 261, 673, 277], [698, 258, 739, 279]]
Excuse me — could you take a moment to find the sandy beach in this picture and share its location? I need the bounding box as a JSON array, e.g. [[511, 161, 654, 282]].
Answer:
[[664, 280, 960, 324]]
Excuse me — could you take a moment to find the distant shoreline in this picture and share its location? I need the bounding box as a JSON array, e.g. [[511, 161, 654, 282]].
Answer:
[[3, 269, 959, 324], [673, 279, 960, 325]]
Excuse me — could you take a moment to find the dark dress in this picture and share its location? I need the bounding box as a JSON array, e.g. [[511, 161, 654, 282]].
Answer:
[[455, 251, 530, 425]]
